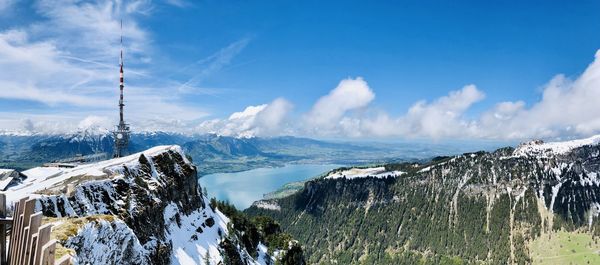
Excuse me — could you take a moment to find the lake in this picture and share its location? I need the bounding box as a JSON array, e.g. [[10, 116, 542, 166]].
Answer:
[[199, 164, 341, 209]]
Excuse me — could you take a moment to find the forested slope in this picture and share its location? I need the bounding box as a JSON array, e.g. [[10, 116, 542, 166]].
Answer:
[[246, 136, 600, 264]]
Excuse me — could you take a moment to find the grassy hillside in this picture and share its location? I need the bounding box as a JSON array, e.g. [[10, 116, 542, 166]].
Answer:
[[529, 230, 600, 265]]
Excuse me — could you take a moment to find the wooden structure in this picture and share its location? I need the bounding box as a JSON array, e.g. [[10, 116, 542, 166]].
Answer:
[[0, 194, 73, 265]]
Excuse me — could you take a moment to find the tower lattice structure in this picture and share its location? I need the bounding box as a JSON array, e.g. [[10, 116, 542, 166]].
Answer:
[[113, 20, 130, 158]]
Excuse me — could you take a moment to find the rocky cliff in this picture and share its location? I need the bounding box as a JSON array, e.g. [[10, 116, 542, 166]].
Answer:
[[6, 146, 283, 264]]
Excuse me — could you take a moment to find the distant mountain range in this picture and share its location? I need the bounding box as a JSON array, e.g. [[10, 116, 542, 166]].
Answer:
[[0, 130, 499, 174]]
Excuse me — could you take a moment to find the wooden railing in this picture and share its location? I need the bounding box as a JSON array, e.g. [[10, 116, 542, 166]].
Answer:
[[0, 194, 72, 265]]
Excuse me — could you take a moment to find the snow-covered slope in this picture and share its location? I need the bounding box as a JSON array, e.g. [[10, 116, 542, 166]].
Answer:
[[8, 146, 178, 205], [7, 145, 272, 265], [325, 166, 404, 179], [513, 135, 600, 157]]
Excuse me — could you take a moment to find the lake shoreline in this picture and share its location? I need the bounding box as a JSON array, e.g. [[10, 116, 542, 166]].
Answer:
[[199, 163, 342, 209]]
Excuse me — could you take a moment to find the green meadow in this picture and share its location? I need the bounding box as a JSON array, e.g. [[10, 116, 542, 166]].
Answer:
[[530, 230, 600, 265]]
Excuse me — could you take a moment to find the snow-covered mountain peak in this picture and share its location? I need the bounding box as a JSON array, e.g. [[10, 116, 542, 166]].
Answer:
[[7, 145, 281, 264], [513, 135, 600, 157], [9, 145, 183, 205]]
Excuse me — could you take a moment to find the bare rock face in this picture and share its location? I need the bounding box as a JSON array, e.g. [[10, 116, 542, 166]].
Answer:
[[65, 219, 150, 265], [11, 146, 259, 265]]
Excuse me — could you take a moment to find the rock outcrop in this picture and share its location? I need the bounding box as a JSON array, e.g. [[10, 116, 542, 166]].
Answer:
[[7, 146, 268, 265]]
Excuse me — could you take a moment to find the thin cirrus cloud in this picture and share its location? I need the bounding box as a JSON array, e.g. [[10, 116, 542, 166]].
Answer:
[[0, 0, 14, 11], [201, 50, 600, 141], [177, 38, 251, 94], [0, 0, 242, 133], [164, 0, 192, 8], [2, 1, 599, 141]]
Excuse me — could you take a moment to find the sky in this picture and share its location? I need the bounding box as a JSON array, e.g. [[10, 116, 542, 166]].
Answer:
[[0, 0, 599, 142]]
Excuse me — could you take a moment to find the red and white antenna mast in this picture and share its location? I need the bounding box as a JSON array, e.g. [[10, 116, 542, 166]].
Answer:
[[113, 19, 130, 158], [119, 19, 125, 125]]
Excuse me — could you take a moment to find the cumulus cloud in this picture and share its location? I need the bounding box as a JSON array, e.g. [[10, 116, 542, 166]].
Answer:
[[475, 50, 600, 139], [400, 85, 483, 137], [353, 85, 484, 139], [20, 119, 35, 132], [197, 50, 600, 141], [254, 98, 294, 134], [304, 77, 374, 134], [3, 114, 88, 134], [16, 47, 591, 140], [196, 98, 293, 137], [77, 116, 112, 132], [353, 50, 600, 140], [1, 1, 599, 141]]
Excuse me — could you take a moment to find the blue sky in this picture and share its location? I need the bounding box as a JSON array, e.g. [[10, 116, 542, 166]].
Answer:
[[0, 0, 599, 141]]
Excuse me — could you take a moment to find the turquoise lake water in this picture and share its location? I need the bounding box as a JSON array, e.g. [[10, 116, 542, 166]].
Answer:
[[198, 164, 341, 209]]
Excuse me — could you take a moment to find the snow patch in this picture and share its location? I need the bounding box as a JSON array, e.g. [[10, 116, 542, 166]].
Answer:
[[588, 203, 600, 229], [253, 201, 281, 211], [549, 182, 564, 213], [325, 166, 404, 180], [66, 219, 150, 264], [164, 201, 235, 265], [6, 145, 181, 205], [513, 135, 600, 157]]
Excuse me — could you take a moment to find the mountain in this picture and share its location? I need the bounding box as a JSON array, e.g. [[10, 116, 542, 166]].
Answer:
[[7, 145, 305, 264], [182, 135, 289, 175], [246, 135, 600, 264], [0, 131, 475, 174], [0, 131, 194, 171]]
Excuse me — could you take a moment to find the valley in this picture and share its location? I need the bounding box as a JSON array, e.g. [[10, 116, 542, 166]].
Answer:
[[2, 1, 597, 264], [0, 131, 486, 174], [246, 136, 600, 264], [199, 164, 341, 209], [4, 133, 600, 264]]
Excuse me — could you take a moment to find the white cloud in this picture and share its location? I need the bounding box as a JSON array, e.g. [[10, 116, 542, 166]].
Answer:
[[33, 0, 150, 59], [0, 28, 113, 106], [196, 98, 293, 138], [164, 0, 191, 8], [396, 84, 484, 138], [361, 50, 600, 140], [475, 50, 600, 139], [0, 0, 216, 134], [77, 115, 112, 133], [197, 49, 600, 141], [0, 113, 88, 134], [0, 0, 14, 12], [255, 98, 294, 135], [306, 84, 484, 139], [178, 38, 250, 93], [1, 1, 599, 141], [304, 77, 374, 134]]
